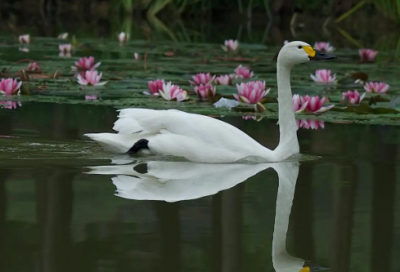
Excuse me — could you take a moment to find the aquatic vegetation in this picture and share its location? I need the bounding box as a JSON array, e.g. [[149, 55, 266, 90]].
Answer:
[[77, 71, 107, 86], [59, 44, 72, 57], [296, 119, 325, 130], [300, 95, 334, 113], [19, 34, 30, 44], [310, 69, 337, 84], [189, 73, 215, 85], [58, 32, 69, 40], [26, 62, 41, 72], [314, 42, 334, 52], [222, 40, 239, 52], [72, 56, 101, 72], [0, 78, 22, 95], [0, 34, 398, 127], [234, 65, 254, 79], [195, 83, 216, 98], [145, 79, 164, 96], [342, 90, 365, 104], [214, 75, 232, 85], [359, 49, 378, 62], [234, 81, 269, 104], [118, 32, 129, 43], [364, 82, 390, 93], [134, 53, 140, 60], [159, 82, 188, 101], [292, 94, 309, 113]]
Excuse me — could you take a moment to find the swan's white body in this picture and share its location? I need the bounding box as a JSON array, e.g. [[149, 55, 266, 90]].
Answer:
[[86, 41, 319, 163]]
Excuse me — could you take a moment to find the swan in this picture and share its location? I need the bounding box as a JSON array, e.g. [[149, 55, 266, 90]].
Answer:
[[85, 41, 335, 163], [87, 160, 328, 271]]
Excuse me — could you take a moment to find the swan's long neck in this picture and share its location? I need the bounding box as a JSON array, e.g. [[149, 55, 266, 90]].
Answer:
[[274, 62, 299, 160]]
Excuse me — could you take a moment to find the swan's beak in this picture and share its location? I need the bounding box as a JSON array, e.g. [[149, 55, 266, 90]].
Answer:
[[309, 50, 336, 61]]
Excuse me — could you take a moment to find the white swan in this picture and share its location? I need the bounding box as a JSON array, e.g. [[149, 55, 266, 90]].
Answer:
[[87, 160, 327, 271], [85, 41, 335, 163]]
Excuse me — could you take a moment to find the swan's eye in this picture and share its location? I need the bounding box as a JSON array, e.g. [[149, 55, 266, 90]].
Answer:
[[298, 46, 302, 49]]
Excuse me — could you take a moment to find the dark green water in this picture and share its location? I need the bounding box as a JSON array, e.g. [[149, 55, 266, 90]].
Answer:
[[1, 17, 400, 271], [1, 103, 400, 272]]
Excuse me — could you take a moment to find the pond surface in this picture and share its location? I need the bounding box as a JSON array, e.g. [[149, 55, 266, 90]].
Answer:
[[1, 20, 400, 272]]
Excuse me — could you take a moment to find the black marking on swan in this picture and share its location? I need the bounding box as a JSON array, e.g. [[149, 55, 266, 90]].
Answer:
[[128, 139, 149, 154]]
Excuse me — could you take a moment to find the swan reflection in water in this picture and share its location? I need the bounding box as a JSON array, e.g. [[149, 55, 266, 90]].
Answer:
[[87, 161, 328, 272]]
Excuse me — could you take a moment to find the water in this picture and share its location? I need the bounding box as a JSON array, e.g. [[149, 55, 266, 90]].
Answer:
[[1, 16, 400, 272]]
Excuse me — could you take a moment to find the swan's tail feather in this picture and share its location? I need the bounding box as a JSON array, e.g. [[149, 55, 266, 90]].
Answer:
[[117, 108, 176, 134], [85, 133, 139, 153], [113, 118, 143, 134]]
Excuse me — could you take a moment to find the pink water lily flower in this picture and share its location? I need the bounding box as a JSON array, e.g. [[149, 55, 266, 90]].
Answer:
[[222, 40, 239, 52], [134, 53, 140, 60], [85, 95, 98, 100], [359, 49, 378, 62], [118, 32, 129, 43], [189, 73, 215, 85], [159, 82, 188, 102], [19, 34, 30, 44], [234, 81, 269, 104], [72, 56, 101, 72], [59, 44, 72, 57], [215, 75, 232, 85], [234, 65, 254, 79], [292, 94, 309, 113], [144, 79, 164, 96], [314, 42, 334, 52], [296, 119, 325, 130], [310, 69, 336, 84], [364, 82, 390, 94], [0, 78, 22, 95], [27, 62, 41, 72], [195, 83, 216, 98], [342, 90, 365, 104], [19, 47, 29, 53], [0, 101, 21, 110], [300, 95, 334, 113], [77, 71, 108, 86]]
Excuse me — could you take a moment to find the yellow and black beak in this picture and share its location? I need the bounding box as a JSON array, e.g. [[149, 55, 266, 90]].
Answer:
[[302, 45, 336, 61]]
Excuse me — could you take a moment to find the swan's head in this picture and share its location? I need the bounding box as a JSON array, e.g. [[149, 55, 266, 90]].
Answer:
[[278, 41, 336, 67]]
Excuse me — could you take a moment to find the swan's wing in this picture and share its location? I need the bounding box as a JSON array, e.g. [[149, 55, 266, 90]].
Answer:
[[114, 109, 269, 155]]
